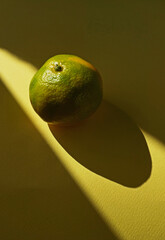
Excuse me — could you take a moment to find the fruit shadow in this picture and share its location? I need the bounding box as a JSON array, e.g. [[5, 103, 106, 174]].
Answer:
[[49, 100, 152, 187]]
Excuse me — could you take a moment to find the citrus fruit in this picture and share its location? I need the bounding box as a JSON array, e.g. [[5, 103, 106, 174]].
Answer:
[[29, 54, 103, 126]]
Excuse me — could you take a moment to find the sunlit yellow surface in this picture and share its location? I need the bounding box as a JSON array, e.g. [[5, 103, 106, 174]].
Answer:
[[1, 49, 165, 240]]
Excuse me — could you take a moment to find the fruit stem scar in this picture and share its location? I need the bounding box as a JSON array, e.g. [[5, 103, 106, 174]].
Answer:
[[55, 63, 63, 71]]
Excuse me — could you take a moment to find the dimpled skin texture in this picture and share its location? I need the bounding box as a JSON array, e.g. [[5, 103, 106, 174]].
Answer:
[[29, 55, 103, 125]]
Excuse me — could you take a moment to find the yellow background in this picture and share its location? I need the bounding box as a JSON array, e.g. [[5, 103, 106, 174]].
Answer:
[[0, 0, 165, 239]]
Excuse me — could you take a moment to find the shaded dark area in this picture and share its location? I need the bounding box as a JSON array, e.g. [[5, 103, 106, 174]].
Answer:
[[1, 0, 165, 145], [49, 100, 152, 187], [0, 0, 89, 68], [0, 80, 119, 240], [84, 1, 165, 144]]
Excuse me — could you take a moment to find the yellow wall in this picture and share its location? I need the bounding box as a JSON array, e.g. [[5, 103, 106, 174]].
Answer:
[[0, 0, 165, 239]]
